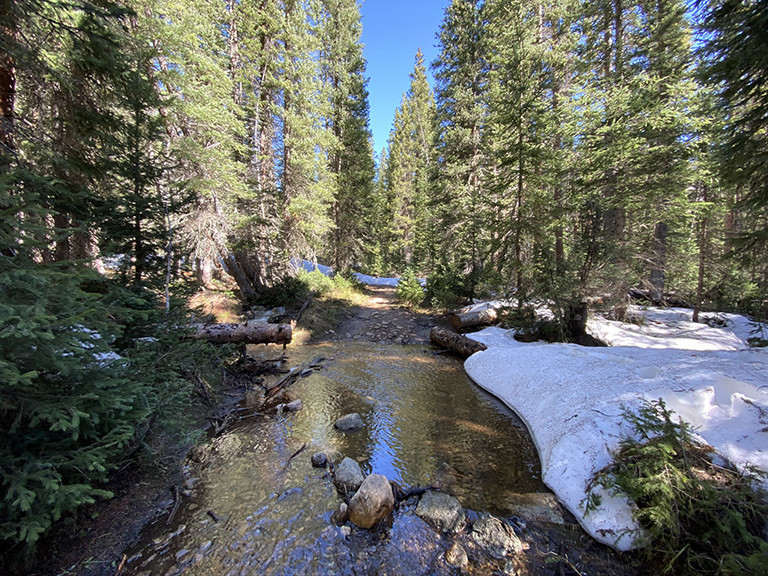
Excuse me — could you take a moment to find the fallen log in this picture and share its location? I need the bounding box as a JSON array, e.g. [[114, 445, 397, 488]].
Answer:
[[190, 322, 292, 345], [449, 307, 499, 331], [429, 327, 487, 358]]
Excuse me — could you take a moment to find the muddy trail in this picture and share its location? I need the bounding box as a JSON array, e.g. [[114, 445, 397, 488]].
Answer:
[[18, 287, 646, 576], [319, 285, 442, 345]]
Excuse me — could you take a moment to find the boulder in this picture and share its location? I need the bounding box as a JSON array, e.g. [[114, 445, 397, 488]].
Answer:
[[333, 457, 365, 493], [472, 514, 524, 559], [415, 490, 464, 533], [334, 413, 364, 432], [348, 474, 395, 529]]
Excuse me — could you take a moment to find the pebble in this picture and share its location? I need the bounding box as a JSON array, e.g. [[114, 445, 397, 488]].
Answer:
[[311, 451, 328, 468], [445, 543, 468, 568]]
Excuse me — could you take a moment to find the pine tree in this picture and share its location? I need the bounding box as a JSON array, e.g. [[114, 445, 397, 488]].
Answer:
[[700, 0, 768, 306], [280, 0, 335, 260], [432, 0, 488, 299], [382, 49, 437, 274], [572, 0, 695, 304], [483, 0, 565, 302], [320, 0, 375, 271]]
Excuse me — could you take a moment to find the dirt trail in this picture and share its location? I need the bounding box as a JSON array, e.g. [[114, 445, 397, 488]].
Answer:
[[323, 285, 443, 345]]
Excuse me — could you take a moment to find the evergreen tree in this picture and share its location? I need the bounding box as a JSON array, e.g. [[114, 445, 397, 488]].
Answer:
[[0, 0, 206, 546], [483, 0, 564, 302], [572, 0, 695, 304], [432, 0, 488, 299], [382, 49, 437, 274], [280, 0, 335, 261], [700, 0, 768, 308], [320, 0, 375, 271]]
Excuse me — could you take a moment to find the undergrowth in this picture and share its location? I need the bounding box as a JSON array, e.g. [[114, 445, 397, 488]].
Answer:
[[395, 269, 425, 307], [586, 399, 768, 576]]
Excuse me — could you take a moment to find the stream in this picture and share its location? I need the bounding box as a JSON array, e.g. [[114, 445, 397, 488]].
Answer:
[[122, 342, 545, 576]]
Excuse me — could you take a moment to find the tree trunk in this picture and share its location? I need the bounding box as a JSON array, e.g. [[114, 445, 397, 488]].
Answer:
[[449, 308, 498, 330], [191, 322, 292, 345], [429, 327, 487, 358], [649, 221, 667, 304], [1, 1, 16, 183]]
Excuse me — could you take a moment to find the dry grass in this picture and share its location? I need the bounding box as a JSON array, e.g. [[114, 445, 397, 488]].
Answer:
[[188, 281, 242, 323]]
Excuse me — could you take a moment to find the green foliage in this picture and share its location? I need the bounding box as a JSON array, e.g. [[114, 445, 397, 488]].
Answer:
[[0, 262, 214, 545], [395, 269, 425, 307], [501, 305, 569, 343], [586, 399, 768, 575], [425, 264, 465, 309]]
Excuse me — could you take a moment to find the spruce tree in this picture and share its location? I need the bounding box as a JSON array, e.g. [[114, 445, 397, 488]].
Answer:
[[382, 49, 437, 274], [432, 0, 488, 299], [700, 0, 768, 306], [320, 0, 375, 271]]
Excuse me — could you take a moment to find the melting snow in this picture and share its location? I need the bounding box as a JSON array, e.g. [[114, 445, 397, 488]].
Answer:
[[464, 305, 768, 551]]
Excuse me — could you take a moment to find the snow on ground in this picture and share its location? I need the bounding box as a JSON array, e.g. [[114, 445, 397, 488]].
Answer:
[[290, 258, 426, 286], [464, 305, 768, 551]]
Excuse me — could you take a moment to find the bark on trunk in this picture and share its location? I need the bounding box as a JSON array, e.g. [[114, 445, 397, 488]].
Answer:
[[430, 327, 487, 359], [649, 221, 668, 304], [191, 322, 292, 345], [449, 308, 498, 331]]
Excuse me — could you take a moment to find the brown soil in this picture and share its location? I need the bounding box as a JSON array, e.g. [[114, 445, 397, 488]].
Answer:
[[318, 285, 445, 345]]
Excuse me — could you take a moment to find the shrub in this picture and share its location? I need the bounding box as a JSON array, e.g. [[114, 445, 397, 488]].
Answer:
[[426, 264, 465, 309], [586, 399, 768, 576], [396, 269, 425, 307], [0, 268, 222, 547]]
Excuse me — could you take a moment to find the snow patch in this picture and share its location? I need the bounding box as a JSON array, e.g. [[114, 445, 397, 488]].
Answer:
[[464, 307, 768, 551]]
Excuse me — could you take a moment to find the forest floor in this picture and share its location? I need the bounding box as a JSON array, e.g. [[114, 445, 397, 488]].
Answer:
[[19, 285, 646, 576]]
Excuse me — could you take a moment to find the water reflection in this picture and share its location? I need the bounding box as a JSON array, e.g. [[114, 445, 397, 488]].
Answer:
[[123, 343, 543, 576]]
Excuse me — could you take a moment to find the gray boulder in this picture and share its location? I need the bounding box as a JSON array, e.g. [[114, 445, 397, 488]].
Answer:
[[333, 457, 365, 493], [348, 474, 395, 529], [415, 490, 464, 533], [472, 514, 524, 559], [334, 413, 364, 432]]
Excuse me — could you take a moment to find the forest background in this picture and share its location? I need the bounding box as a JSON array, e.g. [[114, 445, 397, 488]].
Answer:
[[1, 0, 766, 552]]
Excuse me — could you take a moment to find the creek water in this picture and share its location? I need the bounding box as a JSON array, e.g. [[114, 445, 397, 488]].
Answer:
[[123, 342, 544, 576]]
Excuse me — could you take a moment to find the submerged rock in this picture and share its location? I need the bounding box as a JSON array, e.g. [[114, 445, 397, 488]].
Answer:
[[415, 490, 464, 533], [472, 514, 524, 559], [333, 457, 365, 493], [334, 413, 364, 432], [348, 474, 395, 529]]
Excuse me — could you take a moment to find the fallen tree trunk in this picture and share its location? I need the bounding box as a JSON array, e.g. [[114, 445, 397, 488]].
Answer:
[[449, 308, 499, 331], [190, 322, 292, 345], [430, 327, 487, 358]]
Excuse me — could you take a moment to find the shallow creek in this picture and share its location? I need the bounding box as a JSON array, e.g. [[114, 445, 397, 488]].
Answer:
[[123, 342, 545, 576]]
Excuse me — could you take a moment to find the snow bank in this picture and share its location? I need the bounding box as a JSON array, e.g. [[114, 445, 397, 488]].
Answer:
[[464, 307, 768, 551]]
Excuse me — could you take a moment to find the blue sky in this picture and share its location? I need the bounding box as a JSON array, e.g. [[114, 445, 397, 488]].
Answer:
[[359, 0, 450, 154]]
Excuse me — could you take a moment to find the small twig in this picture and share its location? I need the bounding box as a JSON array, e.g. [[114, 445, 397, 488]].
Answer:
[[166, 486, 180, 525], [294, 296, 313, 324], [207, 509, 221, 523], [283, 443, 308, 470], [114, 554, 127, 576]]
